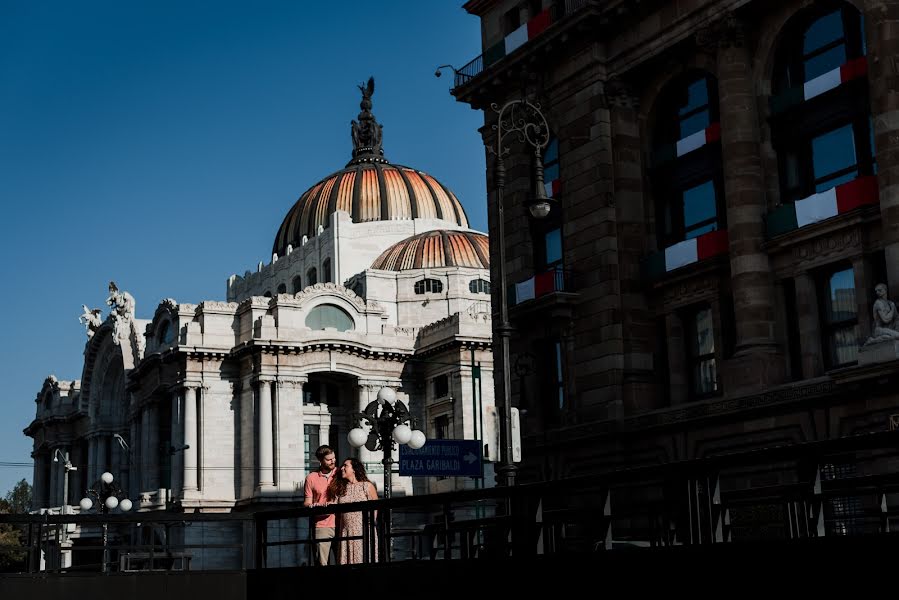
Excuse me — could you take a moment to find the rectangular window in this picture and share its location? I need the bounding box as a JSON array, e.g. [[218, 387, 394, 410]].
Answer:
[[812, 124, 858, 190], [821, 267, 859, 366], [688, 307, 718, 396], [433, 374, 449, 399], [544, 228, 563, 266], [678, 78, 711, 138], [304, 425, 319, 473], [683, 180, 718, 239], [661, 178, 722, 247], [434, 415, 450, 440], [539, 340, 566, 422]]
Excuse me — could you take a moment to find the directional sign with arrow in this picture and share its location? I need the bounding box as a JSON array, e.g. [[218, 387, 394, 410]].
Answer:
[[398, 439, 484, 478]]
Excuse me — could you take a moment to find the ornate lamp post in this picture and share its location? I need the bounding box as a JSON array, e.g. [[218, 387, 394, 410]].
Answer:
[[347, 386, 426, 499], [488, 99, 555, 487], [79, 471, 132, 573]]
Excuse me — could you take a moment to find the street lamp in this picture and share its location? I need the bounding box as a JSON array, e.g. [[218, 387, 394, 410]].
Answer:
[[347, 386, 426, 499], [80, 471, 132, 573], [488, 98, 555, 487], [52, 448, 77, 514]]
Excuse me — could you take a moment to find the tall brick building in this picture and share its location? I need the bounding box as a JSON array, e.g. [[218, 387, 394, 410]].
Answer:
[[453, 0, 899, 482]]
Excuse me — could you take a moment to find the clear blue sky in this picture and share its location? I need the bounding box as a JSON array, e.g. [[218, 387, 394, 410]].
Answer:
[[0, 1, 486, 497]]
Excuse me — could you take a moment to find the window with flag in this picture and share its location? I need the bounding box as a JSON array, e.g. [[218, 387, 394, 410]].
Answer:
[[687, 306, 718, 397], [772, 5, 874, 207], [820, 266, 858, 367], [652, 73, 725, 249], [532, 137, 563, 270]]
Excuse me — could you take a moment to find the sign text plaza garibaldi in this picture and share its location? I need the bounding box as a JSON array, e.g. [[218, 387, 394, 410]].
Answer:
[[24, 79, 502, 569]]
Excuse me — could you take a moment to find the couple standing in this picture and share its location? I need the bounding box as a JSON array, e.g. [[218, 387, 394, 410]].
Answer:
[[303, 444, 378, 565]]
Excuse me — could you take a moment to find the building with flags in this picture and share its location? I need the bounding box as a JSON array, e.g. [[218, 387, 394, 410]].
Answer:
[[451, 0, 899, 538]]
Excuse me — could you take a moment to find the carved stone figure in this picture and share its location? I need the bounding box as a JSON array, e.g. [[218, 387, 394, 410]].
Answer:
[[79, 304, 103, 338], [865, 283, 899, 344], [106, 280, 136, 345]]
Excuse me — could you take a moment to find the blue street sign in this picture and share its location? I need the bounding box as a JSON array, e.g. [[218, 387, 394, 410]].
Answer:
[[398, 439, 483, 478]]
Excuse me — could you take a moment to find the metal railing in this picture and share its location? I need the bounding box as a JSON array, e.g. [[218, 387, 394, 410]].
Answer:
[[453, 0, 592, 88], [2, 430, 899, 573]]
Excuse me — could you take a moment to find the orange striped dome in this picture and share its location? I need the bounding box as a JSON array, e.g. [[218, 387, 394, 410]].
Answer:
[[371, 230, 489, 271], [273, 163, 470, 257]]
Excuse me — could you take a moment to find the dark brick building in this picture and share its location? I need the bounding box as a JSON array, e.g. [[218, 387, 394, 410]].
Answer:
[[452, 0, 899, 485]]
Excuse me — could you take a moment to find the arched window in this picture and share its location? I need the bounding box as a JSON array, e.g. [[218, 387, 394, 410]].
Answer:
[[469, 279, 491, 294], [277, 283, 287, 294], [414, 278, 443, 295], [323, 259, 332, 283], [305, 304, 355, 332], [292, 276, 303, 293], [307, 268, 318, 286], [158, 320, 175, 345], [771, 5, 873, 206], [263, 291, 272, 298], [651, 73, 724, 249]]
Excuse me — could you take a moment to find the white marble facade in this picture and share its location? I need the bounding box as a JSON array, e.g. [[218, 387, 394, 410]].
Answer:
[[26, 114, 496, 517]]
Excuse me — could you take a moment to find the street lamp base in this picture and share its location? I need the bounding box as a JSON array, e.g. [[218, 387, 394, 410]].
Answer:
[[496, 462, 518, 487]]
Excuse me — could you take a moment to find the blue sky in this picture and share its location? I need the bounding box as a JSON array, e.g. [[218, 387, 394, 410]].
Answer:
[[0, 1, 486, 496]]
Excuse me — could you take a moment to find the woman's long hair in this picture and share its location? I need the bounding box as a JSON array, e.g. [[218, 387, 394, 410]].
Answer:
[[326, 458, 371, 501]]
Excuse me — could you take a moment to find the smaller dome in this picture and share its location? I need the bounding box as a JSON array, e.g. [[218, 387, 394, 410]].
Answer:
[[371, 230, 490, 271]]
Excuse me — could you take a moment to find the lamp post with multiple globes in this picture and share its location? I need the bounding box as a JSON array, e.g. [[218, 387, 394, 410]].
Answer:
[[79, 471, 132, 573]]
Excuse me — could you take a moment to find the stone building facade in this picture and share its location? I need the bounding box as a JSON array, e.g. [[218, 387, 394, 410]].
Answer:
[[453, 0, 899, 486], [24, 85, 496, 567]]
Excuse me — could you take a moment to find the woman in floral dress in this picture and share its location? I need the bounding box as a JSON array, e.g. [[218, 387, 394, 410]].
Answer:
[[326, 458, 378, 564]]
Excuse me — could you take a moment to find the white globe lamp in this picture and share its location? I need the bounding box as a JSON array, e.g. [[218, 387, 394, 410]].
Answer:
[[347, 427, 368, 448], [100, 472, 114, 484], [392, 423, 412, 445], [408, 430, 426, 450]]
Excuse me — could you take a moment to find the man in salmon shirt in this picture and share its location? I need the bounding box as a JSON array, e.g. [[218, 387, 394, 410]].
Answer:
[[304, 444, 338, 565]]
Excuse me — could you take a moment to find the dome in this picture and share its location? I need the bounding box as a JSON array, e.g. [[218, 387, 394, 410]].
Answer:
[[371, 229, 490, 271], [272, 78, 469, 257]]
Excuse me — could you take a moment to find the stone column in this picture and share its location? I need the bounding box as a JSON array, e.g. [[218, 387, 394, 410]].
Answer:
[[712, 17, 785, 392], [32, 453, 46, 509], [147, 404, 159, 491], [170, 388, 184, 498], [48, 450, 59, 507], [665, 313, 689, 405], [257, 377, 275, 490], [183, 385, 199, 493], [88, 437, 98, 488], [853, 256, 874, 341], [607, 81, 658, 413], [96, 436, 108, 479], [238, 377, 255, 499], [275, 377, 306, 494], [129, 418, 139, 498], [140, 408, 150, 492], [863, 0, 899, 297], [795, 272, 824, 377]]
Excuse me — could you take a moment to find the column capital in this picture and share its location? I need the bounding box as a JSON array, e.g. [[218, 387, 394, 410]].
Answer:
[[255, 375, 277, 385], [276, 375, 308, 388], [695, 12, 746, 52], [604, 78, 640, 110]]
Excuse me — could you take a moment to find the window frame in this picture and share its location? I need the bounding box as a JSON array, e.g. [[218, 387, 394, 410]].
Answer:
[[469, 279, 491, 294], [818, 264, 859, 368], [414, 278, 444, 295], [651, 73, 725, 249], [685, 305, 720, 398], [771, 5, 873, 204]]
